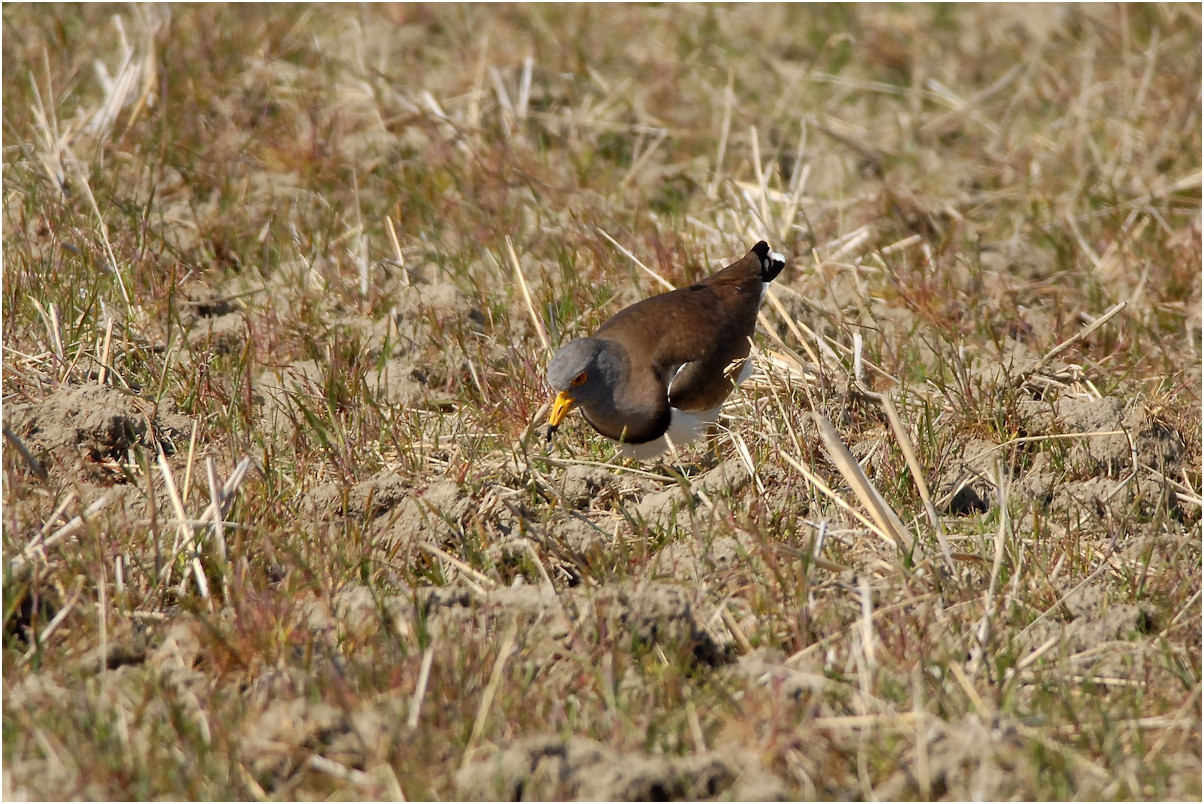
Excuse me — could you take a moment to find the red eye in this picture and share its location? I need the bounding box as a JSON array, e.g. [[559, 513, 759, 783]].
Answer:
[[571, 372, 587, 386]]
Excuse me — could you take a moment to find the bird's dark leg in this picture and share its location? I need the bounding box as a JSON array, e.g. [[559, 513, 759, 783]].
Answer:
[[700, 423, 721, 470]]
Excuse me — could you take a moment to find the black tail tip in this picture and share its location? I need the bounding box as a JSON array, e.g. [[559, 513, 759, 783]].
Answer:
[[751, 241, 787, 282]]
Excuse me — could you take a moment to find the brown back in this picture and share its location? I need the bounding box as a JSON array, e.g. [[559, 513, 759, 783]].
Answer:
[[594, 247, 766, 412]]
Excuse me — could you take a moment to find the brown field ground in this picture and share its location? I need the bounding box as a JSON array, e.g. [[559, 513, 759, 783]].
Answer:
[[3, 4, 1201, 800]]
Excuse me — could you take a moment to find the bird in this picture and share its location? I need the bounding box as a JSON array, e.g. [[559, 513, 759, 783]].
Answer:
[[545, 241, 787, 459]]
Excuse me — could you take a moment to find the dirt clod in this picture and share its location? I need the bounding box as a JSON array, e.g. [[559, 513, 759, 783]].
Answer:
[[455, 735, 786, 801], [6, 383, 193, 477]]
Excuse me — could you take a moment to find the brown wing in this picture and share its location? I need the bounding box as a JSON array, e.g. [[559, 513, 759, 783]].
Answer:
[[594, 246, 767, 412]]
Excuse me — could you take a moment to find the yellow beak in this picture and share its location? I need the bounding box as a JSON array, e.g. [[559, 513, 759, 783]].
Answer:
[[545, 391, 577, 441]]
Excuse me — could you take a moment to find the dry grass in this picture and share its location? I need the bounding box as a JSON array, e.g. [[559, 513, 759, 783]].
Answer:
[[3, 4, 1201, 800]]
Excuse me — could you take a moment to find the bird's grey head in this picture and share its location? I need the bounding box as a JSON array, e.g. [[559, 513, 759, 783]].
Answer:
[[546, 337, 628, 405]]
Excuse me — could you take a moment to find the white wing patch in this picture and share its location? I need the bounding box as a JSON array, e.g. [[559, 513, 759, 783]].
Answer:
[[666, 362, 688, 398], [735, 355, 755, 384], [617, 405, 720, 460]]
